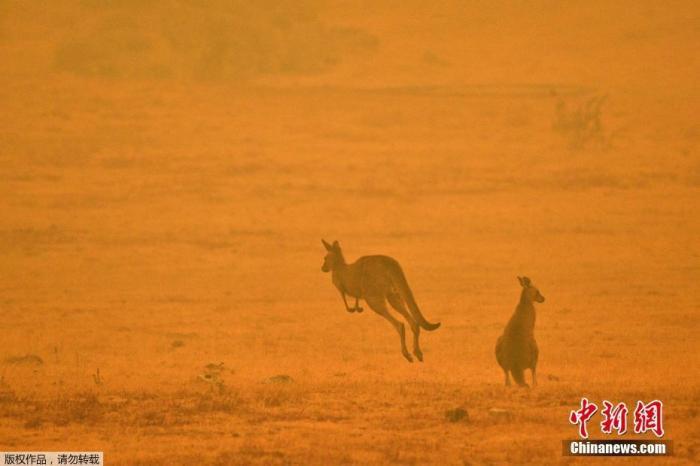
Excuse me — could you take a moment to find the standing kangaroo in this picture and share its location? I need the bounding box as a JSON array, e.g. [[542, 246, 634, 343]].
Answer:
[[321, 240, 440, 362], [495, 276, 545, 387]]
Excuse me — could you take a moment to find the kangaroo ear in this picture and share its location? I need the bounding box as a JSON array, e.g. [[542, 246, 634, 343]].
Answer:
[[522, 276, 532, 287], [332, 240, 340, 250], [322, 239, 332, 251], [517, 276, 525, 287]]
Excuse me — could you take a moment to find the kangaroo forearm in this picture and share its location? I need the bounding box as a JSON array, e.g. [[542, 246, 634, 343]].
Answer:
[[338, 290, 363, 313], [341, 291, 352, 310]]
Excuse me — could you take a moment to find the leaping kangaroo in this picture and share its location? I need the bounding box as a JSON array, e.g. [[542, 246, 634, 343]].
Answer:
[[495, 276, 545, 387], [321, 240, 440, 362]]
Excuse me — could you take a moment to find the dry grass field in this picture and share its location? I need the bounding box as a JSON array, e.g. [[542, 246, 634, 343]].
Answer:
[[1, 1, 699, 464]]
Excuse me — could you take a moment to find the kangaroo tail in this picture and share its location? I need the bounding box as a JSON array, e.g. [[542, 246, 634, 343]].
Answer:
[[511, 366, 529, 387], [390, 262, 441, 331], [495, 336, 505, 368]]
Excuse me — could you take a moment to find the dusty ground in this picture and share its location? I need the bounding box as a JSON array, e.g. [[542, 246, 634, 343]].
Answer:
[[1, 1, 699, 464]]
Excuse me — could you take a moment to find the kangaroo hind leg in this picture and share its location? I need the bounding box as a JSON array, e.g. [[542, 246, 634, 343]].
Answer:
[[366, 295, 413, 363], [387, 292, 422, 362], [354, 297, 363, 313]]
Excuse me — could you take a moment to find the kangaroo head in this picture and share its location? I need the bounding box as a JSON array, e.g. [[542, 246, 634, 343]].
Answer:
[[321, 239, 344, 272], [518, 276, 545, 303]]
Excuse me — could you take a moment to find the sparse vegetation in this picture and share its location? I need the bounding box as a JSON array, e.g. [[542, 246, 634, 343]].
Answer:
[[93, 368, 103, 386], [445, 407, 469, 423], [267, 374, 294, 384], [4, 1, 378, 81], [256, 383, 305, 408], [553, 94, 608, 150], [52, 393, 104, 425], [3, 354, 44, 366]]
